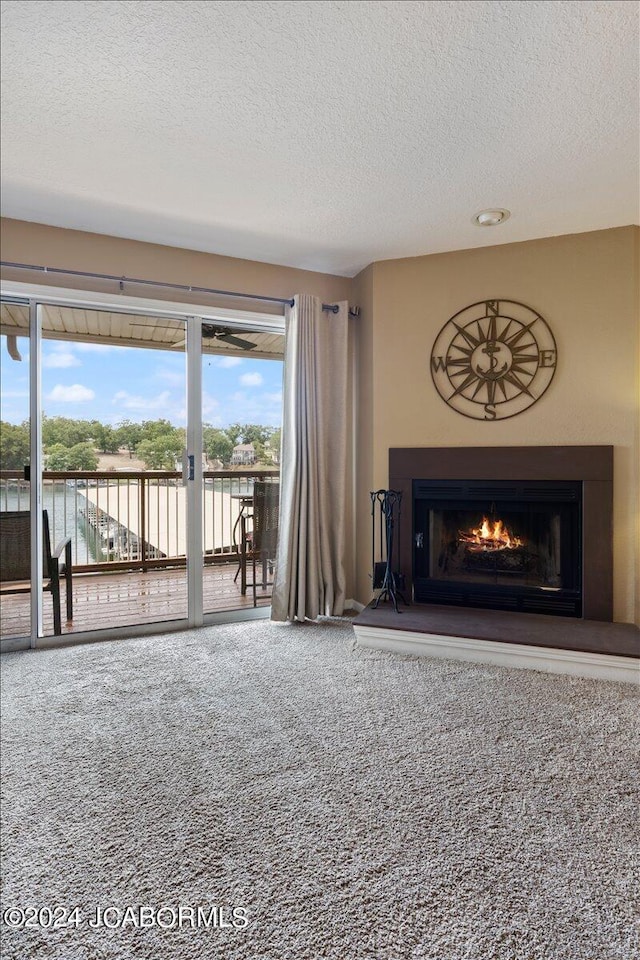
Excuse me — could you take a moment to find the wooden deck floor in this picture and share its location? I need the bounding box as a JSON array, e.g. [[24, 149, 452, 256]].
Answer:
[[0, 562, 270, 640]]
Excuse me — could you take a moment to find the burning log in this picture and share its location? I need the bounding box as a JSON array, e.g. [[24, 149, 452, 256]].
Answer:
[[457, 515, 534, 572], [463, 545, 535, 574], [458, 516, 524, 553]]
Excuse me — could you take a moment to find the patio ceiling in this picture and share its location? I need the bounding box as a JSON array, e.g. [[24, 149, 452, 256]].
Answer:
[[0, 302, 284, 360]]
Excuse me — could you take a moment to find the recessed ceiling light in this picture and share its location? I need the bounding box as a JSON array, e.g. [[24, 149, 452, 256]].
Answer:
[[473, 209, 511, 227]]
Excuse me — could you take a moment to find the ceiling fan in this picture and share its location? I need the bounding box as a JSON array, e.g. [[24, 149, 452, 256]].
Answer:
[[130, 322, 257, 351], [200, 324, 257, 350]]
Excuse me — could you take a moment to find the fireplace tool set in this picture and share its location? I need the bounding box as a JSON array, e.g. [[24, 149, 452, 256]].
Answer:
[[370, 489, 407, 613]]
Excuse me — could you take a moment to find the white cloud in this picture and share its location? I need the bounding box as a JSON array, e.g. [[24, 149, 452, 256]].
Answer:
[[155, 367, 185, 386], [112, 389, 171, 411], [47, 384, 95, 403], [239, 372, 263, 387], [111, 389, 186, 424], [209, 355, 243, 368], [203, 414, 224, 427], [201, 391, 221, 418], [221, 390, 282, 427], [42, 350, 81, 369]]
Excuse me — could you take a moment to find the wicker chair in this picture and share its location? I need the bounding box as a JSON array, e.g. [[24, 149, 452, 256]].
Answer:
[[0, 510, 73, 635], [245, 481, 280, 607]]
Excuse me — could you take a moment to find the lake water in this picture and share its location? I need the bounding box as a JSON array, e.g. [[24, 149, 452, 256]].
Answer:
[[1, 477, 260, 566], [1, 483, 101, 565]]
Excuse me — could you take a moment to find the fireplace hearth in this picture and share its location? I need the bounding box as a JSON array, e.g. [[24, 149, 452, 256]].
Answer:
[[389, 447, 613, 621]]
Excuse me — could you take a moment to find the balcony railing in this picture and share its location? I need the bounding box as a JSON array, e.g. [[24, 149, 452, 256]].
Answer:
[[0, 469, 279, 572]]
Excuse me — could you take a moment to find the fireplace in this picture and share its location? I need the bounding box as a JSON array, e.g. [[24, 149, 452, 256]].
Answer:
[[389, 447, 613, 621], [413, 480, 582, 617]]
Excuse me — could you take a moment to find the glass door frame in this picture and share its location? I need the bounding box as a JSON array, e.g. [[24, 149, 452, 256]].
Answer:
[[0, 281, 285, 650]]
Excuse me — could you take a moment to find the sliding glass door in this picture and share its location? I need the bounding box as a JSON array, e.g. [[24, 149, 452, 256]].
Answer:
[[0, 288, 284, 647], [200, 319, 284, 615], [37, 303, 189, 638]]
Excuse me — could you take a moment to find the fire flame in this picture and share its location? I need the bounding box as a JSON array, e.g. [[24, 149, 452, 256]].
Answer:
[[459, 517, 524, 553]]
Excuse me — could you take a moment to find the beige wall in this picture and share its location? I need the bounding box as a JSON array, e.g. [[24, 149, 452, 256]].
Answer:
[[355, 226, 640, 624], [0, 218, 353, 308]]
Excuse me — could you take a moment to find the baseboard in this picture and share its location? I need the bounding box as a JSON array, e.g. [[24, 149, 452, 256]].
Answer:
[[0, 637, 31, 654], [353, 624, 640, 684], [345, 599, 365, 613]]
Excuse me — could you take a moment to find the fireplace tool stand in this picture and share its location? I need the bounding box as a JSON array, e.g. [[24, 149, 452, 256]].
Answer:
[[370, 489, 407, 613]]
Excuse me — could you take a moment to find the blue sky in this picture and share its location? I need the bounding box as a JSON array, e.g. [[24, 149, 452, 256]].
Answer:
[[1, 335, 283, 429]]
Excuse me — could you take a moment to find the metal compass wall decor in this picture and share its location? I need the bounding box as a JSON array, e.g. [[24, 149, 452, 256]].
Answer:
[[430, 299, 557, 421]]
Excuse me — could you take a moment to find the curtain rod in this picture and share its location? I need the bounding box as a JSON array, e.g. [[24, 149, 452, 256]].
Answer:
[[0, 260, 360, 318]]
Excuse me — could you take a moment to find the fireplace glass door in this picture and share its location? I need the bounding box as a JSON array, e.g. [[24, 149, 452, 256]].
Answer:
[[413, 480, 582, 616]]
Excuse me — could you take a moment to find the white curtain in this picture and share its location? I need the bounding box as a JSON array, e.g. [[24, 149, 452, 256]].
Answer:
[[271, 294, 348, 622]]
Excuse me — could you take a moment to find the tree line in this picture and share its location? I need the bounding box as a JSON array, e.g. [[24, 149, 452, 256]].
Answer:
[[0, 417, 281, 471]]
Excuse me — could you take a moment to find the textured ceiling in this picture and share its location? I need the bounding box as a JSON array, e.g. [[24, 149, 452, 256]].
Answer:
[[1, 0, 638, 277]]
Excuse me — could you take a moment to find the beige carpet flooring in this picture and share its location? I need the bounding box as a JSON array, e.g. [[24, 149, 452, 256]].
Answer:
[[0, 619, 638, 960]]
